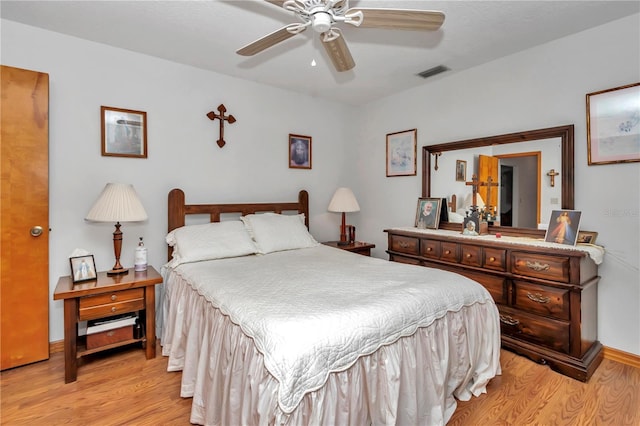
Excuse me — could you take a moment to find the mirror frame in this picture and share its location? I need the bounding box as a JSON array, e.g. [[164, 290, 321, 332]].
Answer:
[[422, 124, 574, 237]]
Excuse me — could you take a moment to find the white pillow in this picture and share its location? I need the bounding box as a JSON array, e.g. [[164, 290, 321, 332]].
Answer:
[[240, 213, 318, 254], [166, 221, 258, 267], [448, 211, 465, 223]]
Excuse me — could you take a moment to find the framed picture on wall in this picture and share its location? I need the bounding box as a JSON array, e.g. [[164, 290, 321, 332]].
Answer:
[[101, 106, 148, 158], [455, 160, 467, 181], [586, 82, 640, 165], [289, 134, 312, 169], [386, 129, 417, 177]]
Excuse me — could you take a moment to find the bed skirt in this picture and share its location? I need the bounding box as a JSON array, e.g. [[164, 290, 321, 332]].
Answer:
[[162, 272, 501, 426]]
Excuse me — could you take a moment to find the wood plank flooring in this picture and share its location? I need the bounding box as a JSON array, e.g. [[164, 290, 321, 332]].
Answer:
[[1, 343, 638, 425]]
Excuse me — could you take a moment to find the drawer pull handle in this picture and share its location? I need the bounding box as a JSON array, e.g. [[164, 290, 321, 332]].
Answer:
[[399, 242, 409, 248], [111, 307, 117, 313], [489, 257, 496, 262], [465, 253, 472, 258], [527, 292, 550, 304], [500, 315, 520, 326], [525, 261, 550, 271], [444, 250, 451, 255], [111, 294, 117, 301], [426, 247, 432, 252]]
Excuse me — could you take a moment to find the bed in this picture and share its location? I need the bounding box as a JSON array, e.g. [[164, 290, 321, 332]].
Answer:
[[161, 188, 501, 425]]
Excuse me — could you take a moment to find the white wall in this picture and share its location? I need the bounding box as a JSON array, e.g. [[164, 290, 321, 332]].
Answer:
[[1, 20, 355, 342], [2, 14, 639, 356], [351, 14, 640, 355]]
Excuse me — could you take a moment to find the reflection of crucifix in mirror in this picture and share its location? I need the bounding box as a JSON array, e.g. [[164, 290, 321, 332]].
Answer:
[[465, 174, 481, 209], [547, 168, 559, 187], [479, 176, 499, 214], [206, 103, 236, 148]]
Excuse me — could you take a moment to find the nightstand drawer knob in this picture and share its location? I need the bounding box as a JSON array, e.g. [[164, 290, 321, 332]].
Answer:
[[111, 294, 117, 301], [111, 307, 117, 313], [426, 247, 432, 252], [444, 250, 451, 255], [465, 253, 472, 258]]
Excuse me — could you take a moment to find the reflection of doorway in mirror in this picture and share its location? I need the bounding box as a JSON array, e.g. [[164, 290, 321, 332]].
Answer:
[[497, 154, 539, 228]]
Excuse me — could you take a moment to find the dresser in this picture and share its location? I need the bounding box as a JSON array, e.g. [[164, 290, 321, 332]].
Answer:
[[385, 227, 603, 381]]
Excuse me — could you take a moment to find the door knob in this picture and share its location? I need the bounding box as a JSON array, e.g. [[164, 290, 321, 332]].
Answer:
[[30, 226, 43, 237]]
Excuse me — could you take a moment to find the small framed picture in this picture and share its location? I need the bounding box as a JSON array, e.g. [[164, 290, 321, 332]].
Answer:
[[289, 134, 312, 169], [456, 160, 467, 181], [101, 106, 147, 158], [70, 255, 97, 283], [415, 197, 442, 229], [577, 231, 598, 245], [586, 82, 640, 165], [386, 129, 417, 177], [544, 210, 582, 246]]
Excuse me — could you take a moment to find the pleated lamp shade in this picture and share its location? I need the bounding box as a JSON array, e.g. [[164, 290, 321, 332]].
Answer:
[[327, 187, 360, 213], [85, 183, 148, 223]]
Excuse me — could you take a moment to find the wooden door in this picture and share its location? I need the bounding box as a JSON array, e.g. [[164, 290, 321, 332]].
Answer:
[[478, 154, 499, 210], [1, 65, 50, 369]]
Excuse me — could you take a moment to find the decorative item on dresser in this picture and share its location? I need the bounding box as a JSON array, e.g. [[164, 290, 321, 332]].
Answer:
[[385, 227, 605, 382]]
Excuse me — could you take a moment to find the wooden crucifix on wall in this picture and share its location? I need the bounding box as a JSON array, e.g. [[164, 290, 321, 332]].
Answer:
[[206, 103, 236, 148]]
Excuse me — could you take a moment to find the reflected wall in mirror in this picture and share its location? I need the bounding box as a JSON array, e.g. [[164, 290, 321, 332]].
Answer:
[[422, 125, 574, 235]]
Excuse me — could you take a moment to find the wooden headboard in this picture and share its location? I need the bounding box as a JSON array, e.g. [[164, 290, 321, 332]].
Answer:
[[167, 188, 310, 260]]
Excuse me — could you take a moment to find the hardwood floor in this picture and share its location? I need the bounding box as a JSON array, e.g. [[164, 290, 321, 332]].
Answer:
[[1, 343, 638, 425]]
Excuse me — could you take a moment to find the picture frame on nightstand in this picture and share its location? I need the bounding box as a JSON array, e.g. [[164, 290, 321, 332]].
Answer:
[[70, 254, 97, 283]]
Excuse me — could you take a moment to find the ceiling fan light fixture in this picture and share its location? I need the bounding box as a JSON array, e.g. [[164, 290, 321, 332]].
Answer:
[[312, 12, 332, 33]]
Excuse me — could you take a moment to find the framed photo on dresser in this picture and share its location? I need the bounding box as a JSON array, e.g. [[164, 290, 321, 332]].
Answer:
[[544, 210, 582, 246]]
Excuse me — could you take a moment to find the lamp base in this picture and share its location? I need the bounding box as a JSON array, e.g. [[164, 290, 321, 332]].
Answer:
[[337, 240, 350, 246], [107, 268, 129, 276]]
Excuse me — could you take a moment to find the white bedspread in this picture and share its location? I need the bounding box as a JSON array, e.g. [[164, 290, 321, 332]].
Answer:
[[165, 244, 496, 414]]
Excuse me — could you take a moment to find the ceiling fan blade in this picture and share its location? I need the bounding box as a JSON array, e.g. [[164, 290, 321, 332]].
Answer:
[[321, 31, 355, 72], [237, 26, 301, 56], [348, 8, 445, 31], [264, 0, 286, 7]]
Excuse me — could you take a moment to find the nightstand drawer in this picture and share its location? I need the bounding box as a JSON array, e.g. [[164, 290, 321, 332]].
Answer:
[[79, 288, 144, 321]]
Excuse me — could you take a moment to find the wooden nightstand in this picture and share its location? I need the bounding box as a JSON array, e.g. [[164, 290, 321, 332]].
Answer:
[[53, 266, 163, 383], [322, 241, 375, 256]]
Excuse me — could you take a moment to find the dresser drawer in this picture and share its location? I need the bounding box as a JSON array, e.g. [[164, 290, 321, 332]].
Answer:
[[499, 306, 570, 354], [512, 252, 570, 283], [460, 244, 482, 267], [79, 288, 145, 321], [513, 281, 570, 320], [483, 247, 506, 272], [420, 239, 440, 258], [440, 242, 458, 262], [457, 269, 507, 304], [390, 235, 419, 255]]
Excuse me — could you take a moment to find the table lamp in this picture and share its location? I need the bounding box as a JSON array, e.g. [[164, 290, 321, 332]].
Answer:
[[85, 183, 148, 275], [328, 187, 360, 245]]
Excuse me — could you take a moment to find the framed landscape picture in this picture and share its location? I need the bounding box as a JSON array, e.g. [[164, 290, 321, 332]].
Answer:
[[101, 106, 147, 158], [386, 129, 417, 177], [586, 82, 640, 165]]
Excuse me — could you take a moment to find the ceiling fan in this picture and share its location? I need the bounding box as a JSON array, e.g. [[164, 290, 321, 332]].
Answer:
[[236, 0, 445, 72]]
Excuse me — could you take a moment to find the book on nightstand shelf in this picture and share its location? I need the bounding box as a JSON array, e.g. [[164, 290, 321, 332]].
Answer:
[[86, 313, 138, 334], [86, 313, 139, 350]]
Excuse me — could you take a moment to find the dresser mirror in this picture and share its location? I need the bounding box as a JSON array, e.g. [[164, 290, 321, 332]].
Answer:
[[422, 125, 574, 236]]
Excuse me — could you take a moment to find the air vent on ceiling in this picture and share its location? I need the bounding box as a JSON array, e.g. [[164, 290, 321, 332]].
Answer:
[[417, 65, 450, 79]]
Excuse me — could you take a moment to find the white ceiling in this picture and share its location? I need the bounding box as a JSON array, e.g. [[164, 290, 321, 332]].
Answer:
[[2, 1, 639, 105]]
